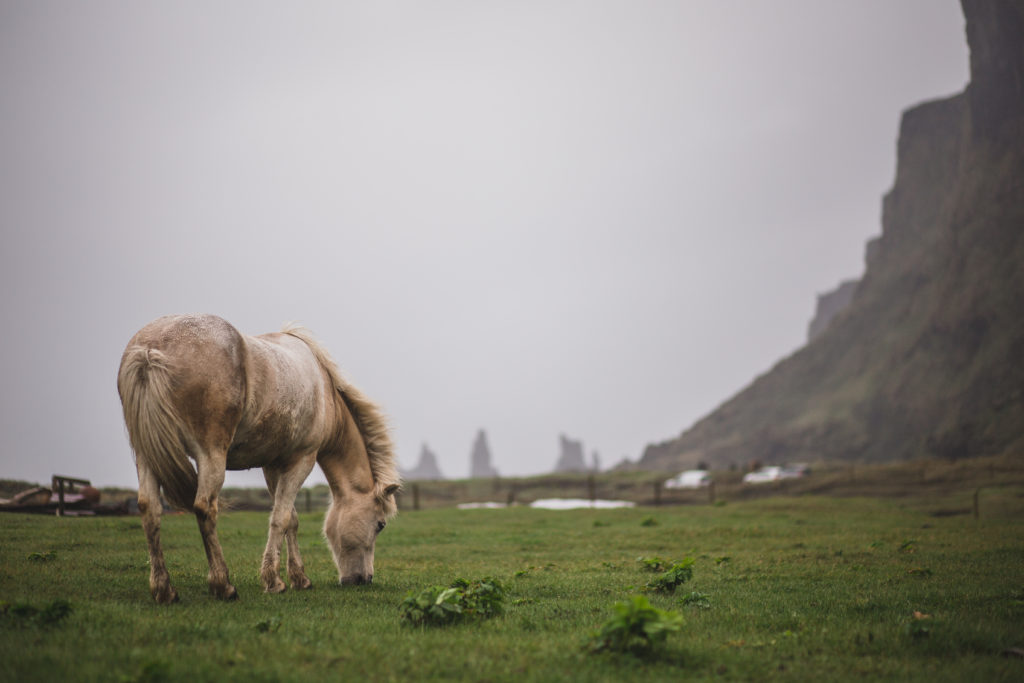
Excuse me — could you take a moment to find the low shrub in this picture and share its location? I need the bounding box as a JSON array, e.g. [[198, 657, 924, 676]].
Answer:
[[645, 558, 695, 593], [1, 599, 72, 627], [400, 577, 506, 626], [585, 595, 683, 656], [680, 591, 711, 609], [637, 556, 671, 572]]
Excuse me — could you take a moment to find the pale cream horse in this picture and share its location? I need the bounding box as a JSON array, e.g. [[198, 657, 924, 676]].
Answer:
[[117, 314, 400, 603]]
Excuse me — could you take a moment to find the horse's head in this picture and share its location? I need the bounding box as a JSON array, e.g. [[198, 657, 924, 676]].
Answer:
[[323, 482, 400, 585]]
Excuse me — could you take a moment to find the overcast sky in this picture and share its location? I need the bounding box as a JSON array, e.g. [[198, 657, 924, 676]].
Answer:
[[1, 1, 968, 489]]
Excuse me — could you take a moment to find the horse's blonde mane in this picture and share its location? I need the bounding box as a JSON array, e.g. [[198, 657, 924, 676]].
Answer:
[[281, 323, 401, 515]]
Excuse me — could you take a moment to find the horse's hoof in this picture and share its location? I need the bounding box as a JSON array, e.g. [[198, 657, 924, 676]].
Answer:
[[265, 579, 287, 594], [291, 575, 313, 590], [211, 584, 238, 601], [153, 586, 178, 605]]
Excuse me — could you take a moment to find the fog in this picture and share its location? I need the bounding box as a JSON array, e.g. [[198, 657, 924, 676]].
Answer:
[[0, 1, 968, 488]]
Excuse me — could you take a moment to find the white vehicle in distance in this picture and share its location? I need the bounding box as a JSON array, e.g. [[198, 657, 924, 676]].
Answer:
[[781, 463, 810, 478], [664, 469, 712, 489], [742, 464, 811, 484], [742, 466, 783, 484]]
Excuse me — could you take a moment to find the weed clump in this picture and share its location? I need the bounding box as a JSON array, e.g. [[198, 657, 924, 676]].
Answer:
[[400, 577, 506, 626], [1, 599, 72, 627], [26, 551, 56, 562], [586, 595, 683, 656], [680, 591, 711, 609], [637, 556, 671, 572], [254, 616, 282, 633], [645, 558, 695, 593]]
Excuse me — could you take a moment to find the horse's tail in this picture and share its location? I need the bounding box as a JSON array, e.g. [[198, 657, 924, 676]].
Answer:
[[117, 346, 198, 511]]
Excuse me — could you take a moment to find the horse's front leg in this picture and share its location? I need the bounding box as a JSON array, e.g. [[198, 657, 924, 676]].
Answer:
[[137, 461, 177, 604], [283, 506, 312, 589], [194, 450, 236, 600], [262, 456, 316, 593]]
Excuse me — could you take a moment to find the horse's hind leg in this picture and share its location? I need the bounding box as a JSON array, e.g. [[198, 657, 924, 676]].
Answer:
[[137, 461, 178, 604], [262, 456, 316, 593], [193, 449, 237, 600]]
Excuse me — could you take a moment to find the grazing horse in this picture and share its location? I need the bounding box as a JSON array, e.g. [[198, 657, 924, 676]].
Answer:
[[117, 314, 400, 603]]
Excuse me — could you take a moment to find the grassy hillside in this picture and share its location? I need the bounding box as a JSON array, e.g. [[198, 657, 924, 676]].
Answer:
[[640, 0, 1024, 472]]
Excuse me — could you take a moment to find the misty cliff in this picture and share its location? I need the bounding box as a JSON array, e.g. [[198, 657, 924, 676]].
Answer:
[[640, 0, 1024, 471], [405, 444, 446, 481]]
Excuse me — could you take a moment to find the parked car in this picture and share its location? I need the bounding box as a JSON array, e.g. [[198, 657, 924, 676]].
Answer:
[[664, 469, 712, 489], [742, 466, 782, 484], [780, 463, 810, 479], [743, 464, 811, 484]]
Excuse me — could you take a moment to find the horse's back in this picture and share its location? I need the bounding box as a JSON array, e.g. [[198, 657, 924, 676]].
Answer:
[[227, 331, 337, 468]]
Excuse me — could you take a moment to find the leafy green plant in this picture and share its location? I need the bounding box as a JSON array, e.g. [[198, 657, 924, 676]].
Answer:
[[585, 595, 683, 656], [26, 551, 55, 562], [400, 585, 463, 625], [400, 577, 506, 626], [645, 558, 695, 593], [901, 611, 934, 641], [1, 598, 72, 627], [637, 556, 671, 572], [680, 591, 711, 609], [254, 616, 282, 633], [640, 517, 658, 527]]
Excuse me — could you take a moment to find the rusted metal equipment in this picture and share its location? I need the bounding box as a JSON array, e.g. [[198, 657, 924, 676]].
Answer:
[[51, 475, 92, 516]]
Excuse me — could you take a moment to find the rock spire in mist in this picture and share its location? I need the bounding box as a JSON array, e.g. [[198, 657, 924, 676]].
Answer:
[[405, 443, 445, 481], [554, 434, 590, 473], [469, 429, 498, 479]]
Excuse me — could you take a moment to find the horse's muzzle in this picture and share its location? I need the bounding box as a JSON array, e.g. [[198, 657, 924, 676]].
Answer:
[[341, 574, 373, 586]]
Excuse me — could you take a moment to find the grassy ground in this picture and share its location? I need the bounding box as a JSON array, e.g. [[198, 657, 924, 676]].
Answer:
[[2, 488, 1022, 681]]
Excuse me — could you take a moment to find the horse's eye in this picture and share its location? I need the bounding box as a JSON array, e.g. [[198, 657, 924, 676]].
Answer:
[[376, 520, 386, 534]]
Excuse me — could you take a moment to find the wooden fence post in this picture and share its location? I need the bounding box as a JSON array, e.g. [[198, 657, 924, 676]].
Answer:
[[412, 483, 420, 511], [51, 475, 90, 517]]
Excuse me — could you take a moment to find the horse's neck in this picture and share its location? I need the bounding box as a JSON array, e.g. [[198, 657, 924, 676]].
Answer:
[[319, 398, 374, 497]]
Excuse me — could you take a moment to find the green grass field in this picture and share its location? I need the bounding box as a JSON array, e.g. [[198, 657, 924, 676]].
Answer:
[[2, 489, 1023, 681]]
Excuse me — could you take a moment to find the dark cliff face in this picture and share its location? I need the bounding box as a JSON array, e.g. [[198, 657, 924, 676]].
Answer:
[[640, 0, 1024, 471], [807, 280, 859, 342], [964, 0, 1024, 143]]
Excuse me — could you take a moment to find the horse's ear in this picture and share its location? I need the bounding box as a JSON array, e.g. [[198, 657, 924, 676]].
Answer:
[[384, 483, 400, 497]]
